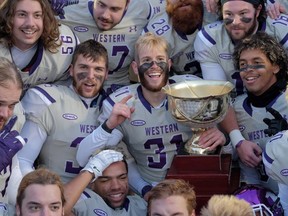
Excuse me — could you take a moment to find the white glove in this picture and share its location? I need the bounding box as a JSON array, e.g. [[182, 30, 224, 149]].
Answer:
[[82, 150, 123, 181]]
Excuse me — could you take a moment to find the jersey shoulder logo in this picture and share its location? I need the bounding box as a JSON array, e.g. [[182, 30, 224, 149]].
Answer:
[[130, 119, 146, 126]]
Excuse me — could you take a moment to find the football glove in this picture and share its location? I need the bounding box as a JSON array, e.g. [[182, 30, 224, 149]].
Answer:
[[263, 107, 288, 136]]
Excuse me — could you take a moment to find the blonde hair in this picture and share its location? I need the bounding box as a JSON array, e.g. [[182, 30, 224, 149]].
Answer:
[[200, 195, 254, 216], [134, 32, 170, 63]]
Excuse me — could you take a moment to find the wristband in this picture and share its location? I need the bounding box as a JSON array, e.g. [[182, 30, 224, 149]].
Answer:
[[235, 140, 244, 148], [229, 129, 245, 148], [102, 120, 113, 133]]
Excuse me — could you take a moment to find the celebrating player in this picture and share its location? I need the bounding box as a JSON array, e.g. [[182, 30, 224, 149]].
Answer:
[[144, 0, 217, 77], [0, 58, 27, 212], [232, 32, 288, 207], [195, 0, 288, 97], [17, 40, 109, 184], [63, 149, 147, 216], [76, 32, 227, 196], [50, 0, 152, 91], [0, 0, 78, 90]]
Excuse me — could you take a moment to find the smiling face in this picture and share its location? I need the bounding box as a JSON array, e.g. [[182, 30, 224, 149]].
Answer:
[[93, 0, 128, 30], [70, 54, 108, 98], [12, 0, 43, 51], [239, 48, 279, 96], [132, 46, 171, 92], [91, 161, 129, 208], [222, 1, 260, 43]]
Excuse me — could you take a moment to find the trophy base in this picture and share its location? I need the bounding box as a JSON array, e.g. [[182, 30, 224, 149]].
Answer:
[[166, 153, 240, 214]]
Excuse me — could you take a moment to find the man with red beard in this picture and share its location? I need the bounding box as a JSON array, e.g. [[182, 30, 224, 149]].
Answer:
[[17, 40, 109, 185], [143, 0, 217, 77], [76, 32, 227, 198], [0, 57, 27, 212]]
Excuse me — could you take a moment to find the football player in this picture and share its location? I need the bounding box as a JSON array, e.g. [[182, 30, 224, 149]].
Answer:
[[17, 40, 108, 184], [144, 0, 218, 77], [0, 0, 78, 90], [194, 0, 288, 97], [64, 149, 147, 216], [264, 131, 288, 215], [16, 168, 65, 216], [50, 0, 152, 91], [76, 32, 227, 196], [0, 58, 26, 210], [232, 32, 288, 196]]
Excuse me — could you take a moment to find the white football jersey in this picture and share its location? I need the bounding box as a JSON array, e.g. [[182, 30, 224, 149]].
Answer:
[[21, 84, 106, 183], [0, 24, 78, 90], [263, 130, 288, 186], [0, 103, 25, 205], [98, 75, 199, 184], [195, 14, 288, 96], [233, 89, 288, 193], [149, 0, 166, 16], [73, 188, 147, 216], [58, 0, 152, 89], [143, 2, 217, 76]]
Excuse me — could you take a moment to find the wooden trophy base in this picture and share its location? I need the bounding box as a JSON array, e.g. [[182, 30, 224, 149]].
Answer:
[[165, 153, 240, 214]]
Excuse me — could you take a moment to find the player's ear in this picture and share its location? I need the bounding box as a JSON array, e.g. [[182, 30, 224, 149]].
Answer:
[[69, 64, 74, 77], [256, 3, 262, 18], [272, 64, 280, 75], [131, 61, 139, 76], [16, 204, 20, 216], [168, 59, 172, 70]]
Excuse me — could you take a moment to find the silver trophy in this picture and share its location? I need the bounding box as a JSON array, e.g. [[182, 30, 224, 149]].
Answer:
[[162, 80, 234, 155]]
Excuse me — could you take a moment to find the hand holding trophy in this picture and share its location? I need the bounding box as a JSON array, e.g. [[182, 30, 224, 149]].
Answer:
[[162, 80, 234, 155]]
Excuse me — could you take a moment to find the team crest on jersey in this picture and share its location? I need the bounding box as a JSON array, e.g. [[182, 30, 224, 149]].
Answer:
[[93, 209, 108, 216], [130, 119, 146, 126], [62, 113, 78, 120], [74, 26, 89, 32], [280, 169, 288, 176], [219, 53, 232, 60]]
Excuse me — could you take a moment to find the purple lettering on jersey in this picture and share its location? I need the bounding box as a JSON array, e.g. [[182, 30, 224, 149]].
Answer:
[[79, 124, 97, 133], [280, 169, 288, 176], [74, 26, 89, 32], [219, 53, 232, 60], [247, 130, 269, 141], [131, 120, 146, 126], [93, 209, 108, 216], [145, 123, 179, 136], [93, 34, 126, 43], [62, 113, 78, 120]]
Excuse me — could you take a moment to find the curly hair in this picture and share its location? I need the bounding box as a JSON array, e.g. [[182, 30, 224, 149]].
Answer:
[[0, 0, 61, 52], [233, 31, 288, 82]]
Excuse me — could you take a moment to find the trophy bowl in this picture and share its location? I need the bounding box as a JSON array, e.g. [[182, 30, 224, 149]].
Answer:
[[162, 80, 234, 155]]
